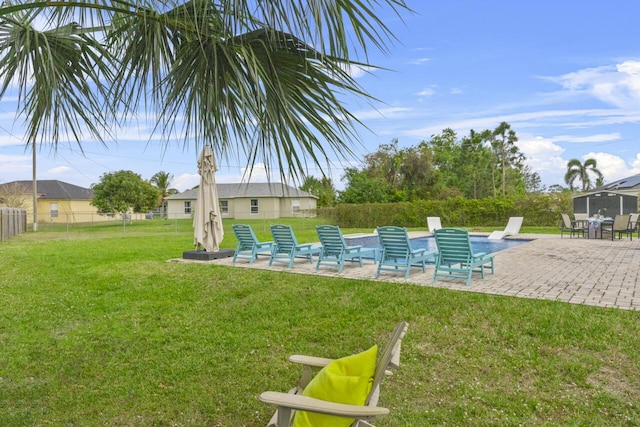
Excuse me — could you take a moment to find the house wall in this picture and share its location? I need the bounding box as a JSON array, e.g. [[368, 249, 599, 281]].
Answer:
[[279, 197, 317, 217], [167, 195, 318, 220], [166, 199, 193, 220], [3, 187, 150, 224], [231, 197, 281, 220]]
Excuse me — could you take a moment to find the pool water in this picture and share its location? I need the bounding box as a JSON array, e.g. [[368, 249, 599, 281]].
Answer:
[[344, 234, 529, 259]]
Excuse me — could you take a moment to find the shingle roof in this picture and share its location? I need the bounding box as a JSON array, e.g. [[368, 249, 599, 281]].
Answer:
[[165, 183, 316, 200], [0, 180, 93, 200]]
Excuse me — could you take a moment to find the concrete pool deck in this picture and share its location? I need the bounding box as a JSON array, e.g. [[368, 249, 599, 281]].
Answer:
[[173, 232, 640, 311]]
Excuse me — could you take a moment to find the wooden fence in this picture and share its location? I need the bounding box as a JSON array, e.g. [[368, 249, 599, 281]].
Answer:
[[0, 208, 27, 241]]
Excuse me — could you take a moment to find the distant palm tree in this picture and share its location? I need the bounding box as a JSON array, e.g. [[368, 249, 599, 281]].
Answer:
[[564, 158, 604, 191], [150, 171, 178, 218]]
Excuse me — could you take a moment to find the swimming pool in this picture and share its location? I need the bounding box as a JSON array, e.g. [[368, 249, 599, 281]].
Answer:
[[344, 234, 529, 258]]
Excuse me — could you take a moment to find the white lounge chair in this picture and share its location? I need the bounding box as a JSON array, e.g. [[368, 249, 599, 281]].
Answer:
[[487, 217, 523, 240], [427, 217, 442, 232]]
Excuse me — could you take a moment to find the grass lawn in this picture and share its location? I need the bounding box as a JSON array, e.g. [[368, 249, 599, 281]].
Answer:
[[1, 218, 639, 426]]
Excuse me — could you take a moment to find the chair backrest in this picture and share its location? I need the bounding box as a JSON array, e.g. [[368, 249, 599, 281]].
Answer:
[[434, 228, 473, 264], [232, 224, 258, 249], [504, 217, 523, 234], [376, 226, 411, 259], [316, 225, 347, 256], [612, 214, 631, 231], [427, 217, 442, 232], [629, 213, 639, 229], [561, 213, 572, 228], [574, 213, 589, 221], [365, 321, 409, 407], [271, 224, 298, 252]]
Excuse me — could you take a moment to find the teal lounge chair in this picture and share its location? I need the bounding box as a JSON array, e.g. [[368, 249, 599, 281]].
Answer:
[[232, 224, 274, 264], [315, 225, 377, 273], [433, 228, 494, 286], [376, 226, 437, 279], [269, 224, 322, 268]]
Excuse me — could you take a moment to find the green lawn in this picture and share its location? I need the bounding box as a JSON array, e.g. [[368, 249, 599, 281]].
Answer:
[[1, 218, 638, 426]]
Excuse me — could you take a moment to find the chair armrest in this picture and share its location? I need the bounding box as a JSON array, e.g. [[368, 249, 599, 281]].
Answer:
[[257, 241, 274, 248], [259, 391, 390, 419], [344, 245, 363, 253], [289, 354, 334, 368]]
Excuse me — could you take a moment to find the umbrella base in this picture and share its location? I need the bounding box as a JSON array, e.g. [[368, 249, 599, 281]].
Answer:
[[183, 249, 235, 261]]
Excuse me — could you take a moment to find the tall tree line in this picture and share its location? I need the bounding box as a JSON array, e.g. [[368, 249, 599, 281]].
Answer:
[[339, 122, 531, 203]]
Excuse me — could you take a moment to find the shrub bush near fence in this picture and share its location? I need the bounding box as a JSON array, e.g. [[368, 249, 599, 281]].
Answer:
[[320, 193, 573, 228]]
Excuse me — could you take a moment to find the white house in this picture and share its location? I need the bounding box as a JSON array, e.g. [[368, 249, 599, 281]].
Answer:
[[165, 183, 318, 220]]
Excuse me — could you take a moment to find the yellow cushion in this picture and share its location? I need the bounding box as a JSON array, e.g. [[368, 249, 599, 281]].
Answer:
[[292, 344, 378, 427]]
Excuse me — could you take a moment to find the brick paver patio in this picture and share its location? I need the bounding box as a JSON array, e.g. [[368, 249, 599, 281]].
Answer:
[[174, 233, 640, 311]]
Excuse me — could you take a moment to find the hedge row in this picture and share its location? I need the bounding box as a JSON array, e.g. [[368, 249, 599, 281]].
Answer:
[[319, 193, 573, 228]]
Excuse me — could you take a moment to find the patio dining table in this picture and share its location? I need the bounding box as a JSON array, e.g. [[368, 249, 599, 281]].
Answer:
[[587, 217, 613, 239]]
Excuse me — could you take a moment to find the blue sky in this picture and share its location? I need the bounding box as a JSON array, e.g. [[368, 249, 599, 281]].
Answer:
[[2, 1, 640, 192]]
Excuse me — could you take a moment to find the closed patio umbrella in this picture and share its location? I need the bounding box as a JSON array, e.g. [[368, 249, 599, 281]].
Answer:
[[193, 145, 224, 252]]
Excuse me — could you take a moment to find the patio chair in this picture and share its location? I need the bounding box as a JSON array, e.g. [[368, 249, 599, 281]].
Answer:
[[259, 321, 409, 427], [574, 213, 589, 221], [433, 228, 494, 286], [487, 216, 523, 240], [315, 225, 377, 273], [375, 226, 437, 279], [269, 224, 322, 268], [560, 213, 587, 238], [427, 216, 442, 232], [629, 213, 639, 238], [601, 214, 633, 241], [232, 224, 274, 264]]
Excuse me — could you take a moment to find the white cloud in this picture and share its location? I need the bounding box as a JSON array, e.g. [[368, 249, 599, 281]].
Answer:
[[450, 87, 463, 95], [551, 133, 621, 143], [342, 63, 374, 79], [547, 60, 640, 109], [584, 152, 633, 183], [354, 107, 412, 121], [49, 166, 71, 175], [173, 173, 199, 191], [630, 153, 640, 172], [516, 135, 567, 185], [409, 57, 431, 65], [415, 87, 435, 97]]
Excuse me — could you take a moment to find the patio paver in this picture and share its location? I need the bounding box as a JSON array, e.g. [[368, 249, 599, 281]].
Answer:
[[172, 233, 640, 311]]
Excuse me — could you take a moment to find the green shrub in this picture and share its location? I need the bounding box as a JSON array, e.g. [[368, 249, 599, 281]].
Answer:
[[324, 193, 573, 228]]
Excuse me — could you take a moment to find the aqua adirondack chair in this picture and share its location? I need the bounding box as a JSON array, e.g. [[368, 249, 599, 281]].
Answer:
[[232, 224, 274, 264], [375, 226, 437, 279], [269, 224, 322, 268], [433, 228, 494, 286], [315, 225, 377, 273]]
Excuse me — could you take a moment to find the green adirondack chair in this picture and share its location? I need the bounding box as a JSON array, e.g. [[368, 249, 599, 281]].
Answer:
[[433, 228, 494, 286], [315, 225, 377, 273], [269, 224, 322, 268], [232, 224, 274, 264], [375, 226, 437, 279]]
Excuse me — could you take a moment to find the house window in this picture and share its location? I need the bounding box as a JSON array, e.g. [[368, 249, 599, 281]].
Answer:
[[220, 200, 228, 214], [184, 201, 192, 214], [250, 199, 259, 215], [50, 203, 59, 218], [292, 199, 301, 212]]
